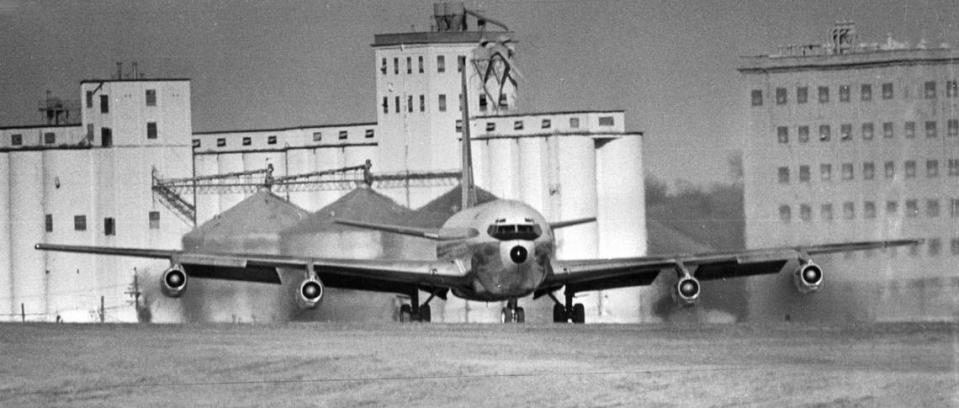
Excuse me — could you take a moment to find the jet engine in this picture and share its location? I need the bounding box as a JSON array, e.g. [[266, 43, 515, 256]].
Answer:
[[296, 276, 324, 309], [793, 262, 823, 294], [673, 276, 701, 307], [160, 265, 187, 298]]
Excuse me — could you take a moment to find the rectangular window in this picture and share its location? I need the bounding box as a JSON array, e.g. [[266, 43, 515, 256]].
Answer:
[[777, 167, 789, 184], [840, 124, 852, 141], [149, 211, 160, 229], [419, 95, 425, 112], [905, 160, 916, 178], [192, 139, 200, 148], [267, 135, 276, 145], [393, 57, 399, 75], [457, 55, 465, 73], [799, 165, 810, 182], [839, 85, 850, 102], [886, 201, 898, 215], [925, 121, 937, 138], [86, 91, 93, 108], [337, 131, 347, 140], [927, 199, 940, 217], [147, 122, 157, 139], [395, 96, 400, 113], [924, 81, 936, 98], [514, 121, 524, 130], [438, 94, 446, 112], [570, 117, 580, 128], [821, 203, 833, 221], [796, 87, 807, 104], [779, 205, 791, 222], [751, 90, 762, 106], [882, 83, 893, 99], [380, 57, 387, 75], [455, 120, 463, 133], [863, 162, 875, 180], [841, 163, 854, 180], [599, 116, 615, 126], [861, 123, 873, 140], [479, 94, 488, 111], [104, 217, 115, 236], [101, 128, 111, 147], [498, 93, 508, 108], [864, 201, 876, 219], [947, 80, 958, 97], [313, 132, 322, 142], [86, 124, 93, 142], [408, 95, 413, 113], [905, 121, 915, 138], [819, 125, 831, 141], [883, 122, 894, 138], [927, 160, 939, 177], [242, 137, 251, 146], [74, 215, 87, 231], [44, 132, 56, 145], [818, 86, 829, 103], [800, 204, 811, 221], [776, 88, 787, 105], [45, 214, 53, 232], [541, 119, 552, 129], [437, 55, 445, 73], [949, 119, 958, 137], [100, 95, 109, 113], [11, 134, 22, 146], [820, 164, 832, 181], [216, 138, 225, 147], [798, 126, 809, 143], [365, 129, 374, 139], [906, 200, 918, 217], [382, 97, 388, 114], [952, 199, 959, 217], [486, 122, 496, 132], [146, 89, 157, 106], [777, 126, 788, 144], [885, 161, 895, 178], [406, 56, 412, 74], [418, 56, 424, 73], [949, 159, 959, 176], [860, 84, 872, 101], [842, 202, 855, 220]]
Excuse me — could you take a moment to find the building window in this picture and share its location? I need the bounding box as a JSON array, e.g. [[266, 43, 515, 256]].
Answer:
[[267, 135, 276, 145], [777, 167, 789, 184], [147, 122, 157, 139], [776, 88, 787, 105], [924, 81, 936, 99], [947, 80, 958, 97], [393, 57, 399, 75], [486, 122, 496, 132], [883, 122, 894, 138], [797, 126, 809, 143], [841, 163, 854, 180], [541, 119, 551, 129], [796, 86, 808, 104], [86, 124, 93, 142], [927, 160, 939, 177], [751, 90, 762, 106], [418, 56, 424, 73], [821, 203, 833, 221], [242, 137, 251, 146], [570, 117, 580, 128], [74, 215, 87, 231], [928, 238, 941, 256], [457, 55, 465, 73], [819, 125, 830, 141], [861, 123, 873, 140], [407, 95, 413, 113], [104, 217, 115, 236], [906, 200, 918, 217], [777, 126, 788, 144], [863, 162, 875, 180], [799, 165, 810, 182], [44, 132, 56, 145], [437, 55, 445, 73], [860, 84, 872, 101], [842, 202, 855, 220], [949, 119, 958, 137], [884, 161, 895, 178], [864, 201, 876, 219], [949, 159, 959, 176], [514, 121, 524, 130], [800, 204, 811, 221], [882, 83, 893, 99], [951, 238, 959, 255], [365, 129, 374, 139], [216, 138, 225, 147], [886, 201, 898, 215], [498, 93, 508, 108], [925, 121, 937, 138], [149, 211, 160, 229], [146, 89, 157, 106], [85, 91, 93, 108], [45, 214, 53, 232], [192, 139, 200, 148], [927, 199, 940, 217], [820, 164, 832, 181], [11, 134, 22, 146], [952, 199, 959, 217], [905, 121, 915, 138], [455, 120, 463, 133], [905, 160, 916, 178], [840, 124, 852, 141], [100, 95, 109, 113], [313, 132, 322, 142], [337, 131, 347, 140], [599, 116, 615, 126], [438, 94, 446, 112], [380, 57, 387, 75], [382, 97, 388, 114], [395, 96, 400, 113], [479, 94, 488, 111], [779, 205, 791, 222], [419, 95, 425, 112], [101, 128, 111, 147], [839, 85, 850, 102], [406, 56, 412, 74], [818, 86, 829, 103]]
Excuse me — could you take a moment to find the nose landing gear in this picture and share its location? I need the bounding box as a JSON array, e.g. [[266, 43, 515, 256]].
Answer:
[[500, 298, 525, 323]]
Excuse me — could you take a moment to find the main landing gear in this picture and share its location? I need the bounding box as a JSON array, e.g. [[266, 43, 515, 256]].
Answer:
[[399, 290, 435, 323], [549, 291, 585, 324], [500, 298, 525, 323]]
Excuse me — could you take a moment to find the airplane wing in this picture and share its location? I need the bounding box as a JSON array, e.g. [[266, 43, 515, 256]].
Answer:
[[333, 219, 479, 241], [34, 243, 467, 294], [537, 239, 922, 296]]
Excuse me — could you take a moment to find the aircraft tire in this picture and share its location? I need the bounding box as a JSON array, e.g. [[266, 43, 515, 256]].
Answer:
[[500, 307, 515, 323], [515, 307, 525, 323], [572, 303, 585, 324], [419, 305, 431, 322], [553, 304, 567, 323], [400, 304, 412, 323]]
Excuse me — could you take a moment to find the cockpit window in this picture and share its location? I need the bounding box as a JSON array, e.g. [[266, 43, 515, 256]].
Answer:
[[487, 223, 542, 240]]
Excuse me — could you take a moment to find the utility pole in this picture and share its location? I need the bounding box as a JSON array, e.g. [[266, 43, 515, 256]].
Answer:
[[21, 303, 25, 322], [99, 296, 105, 323]]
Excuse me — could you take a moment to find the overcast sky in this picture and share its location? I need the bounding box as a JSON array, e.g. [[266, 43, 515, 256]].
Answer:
[[1, 0, 957, 186]]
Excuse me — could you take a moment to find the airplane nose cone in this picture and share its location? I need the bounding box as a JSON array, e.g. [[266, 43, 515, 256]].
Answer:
[[509, 245, 528, 264]]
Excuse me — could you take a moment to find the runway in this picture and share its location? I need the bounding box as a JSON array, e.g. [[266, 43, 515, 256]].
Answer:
[[1, 322, 956, 407]]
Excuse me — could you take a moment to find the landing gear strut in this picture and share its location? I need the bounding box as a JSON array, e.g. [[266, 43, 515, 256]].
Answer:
[[399, 290, 434, 323], [549, 290, 585, 324], [500, 298, 525, 323]]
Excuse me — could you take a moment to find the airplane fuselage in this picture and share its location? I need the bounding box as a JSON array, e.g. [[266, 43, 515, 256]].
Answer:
[[437, 199, 555, 301]]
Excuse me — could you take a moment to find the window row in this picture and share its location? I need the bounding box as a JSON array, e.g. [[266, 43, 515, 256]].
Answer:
[[381, 93, 511, 114], [775, 119, 959, 144], [44, 211, 161, 235], [195, 129, 375, 149], [777, 159, 959, 184], [470, 116, 613, 133], [84, 89, 158, 112], [778, 198, 959, 223], [380, 55, 467, 75], [753, 80, 959, 106], [9, 132, 57, 146]]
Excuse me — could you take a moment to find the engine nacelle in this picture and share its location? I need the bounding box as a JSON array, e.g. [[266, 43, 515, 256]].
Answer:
[[673, 277, 701, 307], [793, 262, 824, 294], [160, 265, 188, 298], [296, 276, 324, 310]]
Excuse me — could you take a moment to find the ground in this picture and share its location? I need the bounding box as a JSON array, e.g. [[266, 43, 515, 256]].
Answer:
[[1, 322, 956, 407]]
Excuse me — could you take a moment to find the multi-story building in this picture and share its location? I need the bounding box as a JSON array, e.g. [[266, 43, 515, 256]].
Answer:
[[740, 22, 959, 322]]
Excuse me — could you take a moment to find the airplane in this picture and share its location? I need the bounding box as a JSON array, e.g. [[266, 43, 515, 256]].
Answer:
[[36, 70, 922, 324]]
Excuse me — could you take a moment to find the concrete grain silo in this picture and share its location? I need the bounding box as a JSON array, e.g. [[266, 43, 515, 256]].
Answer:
[[0, 154, 10, 319], [10, 152, 45, 320]]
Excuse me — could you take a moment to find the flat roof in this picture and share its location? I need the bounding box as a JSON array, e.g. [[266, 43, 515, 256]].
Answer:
[[739, 48, 959, 74], [472, 109, 625, 120], [194, 122, 377, 136], [80, 78, 190, 84], [372, 31, 513, 47], [0, 124, 82, 131]]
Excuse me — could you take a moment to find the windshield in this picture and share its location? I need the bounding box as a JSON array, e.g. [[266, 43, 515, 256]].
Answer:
[[487, 223, 542, 241]]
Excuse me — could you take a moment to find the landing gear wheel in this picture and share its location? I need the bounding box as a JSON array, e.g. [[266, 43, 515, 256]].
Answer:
[[572, 303, 585, 324], [419, 305, 431, 322], [553, 304, 567, 323], [501, 307, 516, 323], [399, 304, 412, 322], [515, 307, 525, 323]]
